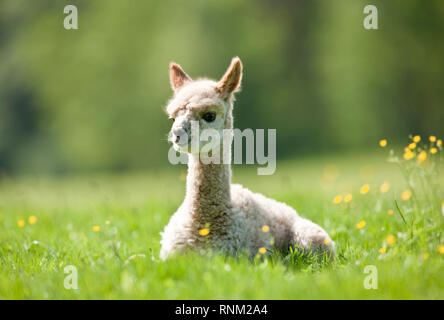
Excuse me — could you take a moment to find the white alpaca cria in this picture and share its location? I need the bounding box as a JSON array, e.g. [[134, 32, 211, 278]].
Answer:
[[160, 57, 335, 259]]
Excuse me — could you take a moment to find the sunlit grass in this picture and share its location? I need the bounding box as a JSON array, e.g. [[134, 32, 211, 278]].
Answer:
[[0, 141, 443, 299]]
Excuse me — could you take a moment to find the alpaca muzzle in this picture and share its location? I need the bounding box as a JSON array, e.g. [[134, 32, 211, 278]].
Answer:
[[172, 126, 190, 146]]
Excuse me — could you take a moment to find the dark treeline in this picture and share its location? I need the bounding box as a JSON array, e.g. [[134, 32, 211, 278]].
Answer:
[[1, 0, 443, 174]]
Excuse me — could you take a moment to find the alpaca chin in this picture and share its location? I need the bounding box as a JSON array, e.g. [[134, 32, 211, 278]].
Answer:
[[173, 142, 191, 154]]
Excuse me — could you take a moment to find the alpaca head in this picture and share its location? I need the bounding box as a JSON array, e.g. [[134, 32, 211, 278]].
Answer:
[[166, 57, 242, 154]]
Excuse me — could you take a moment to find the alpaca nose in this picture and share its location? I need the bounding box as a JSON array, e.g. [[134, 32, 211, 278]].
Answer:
[[172, 127, 189, 145]]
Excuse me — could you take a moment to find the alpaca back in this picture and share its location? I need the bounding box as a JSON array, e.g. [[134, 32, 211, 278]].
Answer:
[[229, 184, 298, 250]]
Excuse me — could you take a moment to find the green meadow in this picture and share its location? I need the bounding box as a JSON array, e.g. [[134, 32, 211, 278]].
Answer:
[[1, 142, 443, 299]]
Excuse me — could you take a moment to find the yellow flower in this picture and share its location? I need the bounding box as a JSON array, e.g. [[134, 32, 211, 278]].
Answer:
[[323, 238, 331, 246], [438, 245, 444, 254], [28, 216, 37, 225], [379, 247, 387, 254], [404, 151, 414, 158], [333, 195, 342, 204], [437, 139, 442, 147], [430, 147, 437, 154], [429, 136, 436, 142], [387, 209, 394, 216], [344, 194, 353, 202], [423, 253, 429, 260], [380, 182, 390, 193], [360, 184, 370, 194], [258, 247, 267, 254], [92, 225, 100, 232], [17, 219, 25, 228], [403, 151, 414, 160], [357, 220, 366, 229], [199, 228, 210, 236], [401, 189, 412, 201], [379, 139, 387, 147], [262, 225, 269, 233], [386, 235, 396, 245], [418, 151, 427, 163], [408, 142, 416, 149], [413, 135, 421, 143]]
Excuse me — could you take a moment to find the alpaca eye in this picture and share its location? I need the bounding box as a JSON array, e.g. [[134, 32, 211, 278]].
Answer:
[[202, 112, 216, 123], [170, 118, 175, 122]]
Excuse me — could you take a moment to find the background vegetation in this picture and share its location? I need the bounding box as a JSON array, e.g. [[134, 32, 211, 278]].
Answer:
[[1, 0, 443, 174]]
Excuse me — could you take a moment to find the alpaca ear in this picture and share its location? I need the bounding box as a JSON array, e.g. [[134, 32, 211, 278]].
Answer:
[[216, 57, 243, 97], [169, 62, 192, 91]]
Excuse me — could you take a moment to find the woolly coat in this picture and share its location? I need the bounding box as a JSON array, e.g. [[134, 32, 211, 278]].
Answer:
[[160, 59, 334, 260]]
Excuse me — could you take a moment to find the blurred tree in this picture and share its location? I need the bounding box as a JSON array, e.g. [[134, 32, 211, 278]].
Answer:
[[0, 0, 443, 174]]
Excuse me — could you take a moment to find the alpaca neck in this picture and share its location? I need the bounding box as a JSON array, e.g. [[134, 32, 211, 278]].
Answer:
[[184, 108, 234, 224], [185, 151, 232, 221]]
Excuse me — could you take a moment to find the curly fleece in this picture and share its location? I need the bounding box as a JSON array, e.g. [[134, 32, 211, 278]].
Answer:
[[160, 58, 335, 259]]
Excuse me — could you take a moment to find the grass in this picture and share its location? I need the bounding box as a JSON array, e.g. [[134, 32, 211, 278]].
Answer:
[[0, 148, 443, 299]]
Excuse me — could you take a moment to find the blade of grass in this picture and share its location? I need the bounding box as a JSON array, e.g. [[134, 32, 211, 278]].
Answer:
[[394, 200, 407, 226]]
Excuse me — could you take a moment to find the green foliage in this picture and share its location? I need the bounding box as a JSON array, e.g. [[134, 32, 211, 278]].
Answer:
[[0, 0, 444, 173], [0, 153, 442, 299]]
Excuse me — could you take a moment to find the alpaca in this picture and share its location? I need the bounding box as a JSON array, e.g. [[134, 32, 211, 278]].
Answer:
[[160, 57, 335, 260]]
